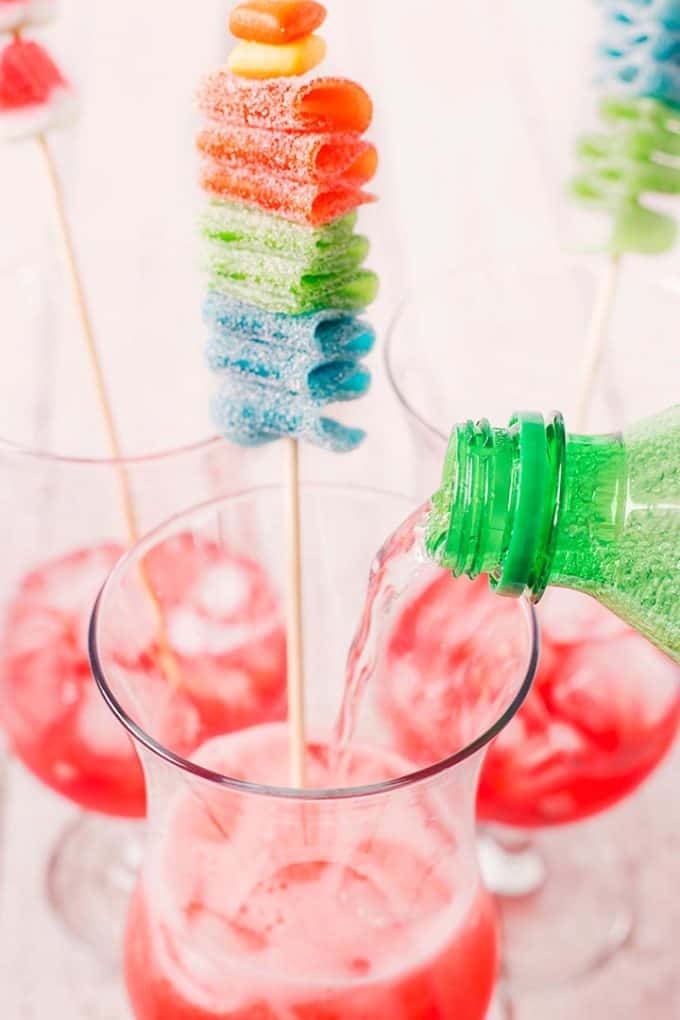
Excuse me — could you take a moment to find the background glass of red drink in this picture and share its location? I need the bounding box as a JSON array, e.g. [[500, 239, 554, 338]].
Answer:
[[0, 430, 272, 955], [89, 484, 539, 1020], [384, 262, 680, 987]]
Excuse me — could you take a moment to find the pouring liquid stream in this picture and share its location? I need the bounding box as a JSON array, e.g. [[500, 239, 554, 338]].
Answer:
[[331, 504, 432, 783]]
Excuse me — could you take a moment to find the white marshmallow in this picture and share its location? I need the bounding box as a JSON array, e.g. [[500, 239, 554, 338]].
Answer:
[[0, 85, 77, 141]]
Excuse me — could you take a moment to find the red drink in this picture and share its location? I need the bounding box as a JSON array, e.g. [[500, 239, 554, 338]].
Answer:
[[381, 574, 680, 827], [0, 539, 287, 816], [124, 724, 499, 1020]]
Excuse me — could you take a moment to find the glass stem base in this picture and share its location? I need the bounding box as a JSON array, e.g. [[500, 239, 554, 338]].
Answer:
[[487, 982, 514, 1019], [479, 828, 547, 897], [46, 814, 143, 963], [483, 817, 637, 989]]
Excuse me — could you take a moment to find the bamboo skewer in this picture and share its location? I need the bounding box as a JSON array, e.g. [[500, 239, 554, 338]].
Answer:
[[284, 438, 307, 788], [575, 254, 622, 432], [35, 112, 181, 686], [36, 135, 139, 539]]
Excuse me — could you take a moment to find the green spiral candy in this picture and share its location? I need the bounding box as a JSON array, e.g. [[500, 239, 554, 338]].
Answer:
[[572, 96, 680, 254]]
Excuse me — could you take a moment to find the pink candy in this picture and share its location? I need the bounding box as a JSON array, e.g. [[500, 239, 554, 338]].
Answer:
[[0, 36, 76, 139]]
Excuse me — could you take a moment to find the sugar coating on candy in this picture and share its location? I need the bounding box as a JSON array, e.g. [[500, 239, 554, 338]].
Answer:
[[212, 375, 366, 451], [204, 292, 376, 356], [0, 38, 76, 140], [198, 17, 377, 454], [228, 35, 326, 80], [198, 71, 373, 134], [207, 268, 379, 315], [230, 1, 327, 45], [206, 332, 370, 400], [0, 0, 57, 32], [572, 95, 680, 252], [601, 0, 680, 32], [598, 93, 680, 153], [201, 201, 358, 261], [201, 159, 375, 226], [203, 231, 369, 283], [598, 3, 680, 107], [207, 259, 379, 315], [197, 126, 377, 186], [203, 235, 372, 311]]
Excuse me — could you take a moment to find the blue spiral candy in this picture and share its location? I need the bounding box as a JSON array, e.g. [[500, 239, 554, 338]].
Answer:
[[600, 1, 680, 32], [599, 0, 680, 106]]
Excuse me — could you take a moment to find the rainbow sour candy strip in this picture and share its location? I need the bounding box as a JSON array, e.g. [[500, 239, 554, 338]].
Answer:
[[206, 332, 371, 400], [599, 2, 680, 107], [600, 1, 680, 32], [573, 0, 680, 252], [198, 72, 373, 134], [197, 125, 377, 185], [199, 4, 377, 449], [207, 263, 379, 316], [203, 293, 375, 356], [203, 232, 370, 285], [573, 96, 680, 252], [200, 159, 375, 227], [201, 202, 359, 261], [212, 374, 368, 451]]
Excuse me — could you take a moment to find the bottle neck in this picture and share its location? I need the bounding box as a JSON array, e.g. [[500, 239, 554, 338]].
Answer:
[[426, 412, 568, 599]]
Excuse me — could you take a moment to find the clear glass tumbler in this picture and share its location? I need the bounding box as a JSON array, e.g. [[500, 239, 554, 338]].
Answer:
[[89, 484, 538, 1020], [384, 260, 680, 987]]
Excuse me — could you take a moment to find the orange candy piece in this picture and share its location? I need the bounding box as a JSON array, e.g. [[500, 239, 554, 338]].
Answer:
[[201, 160, 375, 227], [198, 72, 373, 135], [197, 126, 378, 187], [230, 1, 327, 45]]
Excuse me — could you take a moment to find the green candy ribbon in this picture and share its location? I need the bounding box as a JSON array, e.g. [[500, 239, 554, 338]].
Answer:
[[571, 96, 680, 254]]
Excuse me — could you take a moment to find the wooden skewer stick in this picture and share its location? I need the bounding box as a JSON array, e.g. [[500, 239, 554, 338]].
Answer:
[[575, 253, 623, 432], [36, 131, 182, 686], [284, 438, 307, 788], [37, 136, 137, 538]]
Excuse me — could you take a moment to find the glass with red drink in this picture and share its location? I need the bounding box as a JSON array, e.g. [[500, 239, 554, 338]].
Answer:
[[384, 263, 680, 986], [89, 485, 539, 1020], [0, 432, 283, 953]]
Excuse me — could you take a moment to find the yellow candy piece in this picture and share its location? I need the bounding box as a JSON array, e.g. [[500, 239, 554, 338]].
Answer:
[[228, 34, 326, 79]]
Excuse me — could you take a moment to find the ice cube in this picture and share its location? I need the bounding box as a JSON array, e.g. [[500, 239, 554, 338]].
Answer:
[[538, 587, 627, 647], [76, 680, 136, 760], [195, 562, 251, 619]]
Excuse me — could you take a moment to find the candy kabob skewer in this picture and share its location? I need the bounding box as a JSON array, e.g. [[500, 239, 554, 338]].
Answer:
[[572, 0, 680, 428], [198, 0, 378, 785], [0, 2, 180, 681]]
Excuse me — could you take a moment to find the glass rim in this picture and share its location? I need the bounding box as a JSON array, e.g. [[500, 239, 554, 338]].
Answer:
[[89, 482, 540, 803], [0, 431, 224, 468], [384, 294, 449, 446]]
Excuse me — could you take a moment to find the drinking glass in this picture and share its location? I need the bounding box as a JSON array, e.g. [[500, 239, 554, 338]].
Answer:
[[384, 260, 680, 986], [0, 431, 262, 955], [89, 484, 538, 1020]]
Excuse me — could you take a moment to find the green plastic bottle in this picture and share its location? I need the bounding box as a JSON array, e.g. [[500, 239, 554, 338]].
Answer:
[[426, 405, 680, 663]]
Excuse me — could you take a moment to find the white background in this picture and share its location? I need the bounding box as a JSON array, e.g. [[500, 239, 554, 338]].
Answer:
[[0, 1, 679, 1015]]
